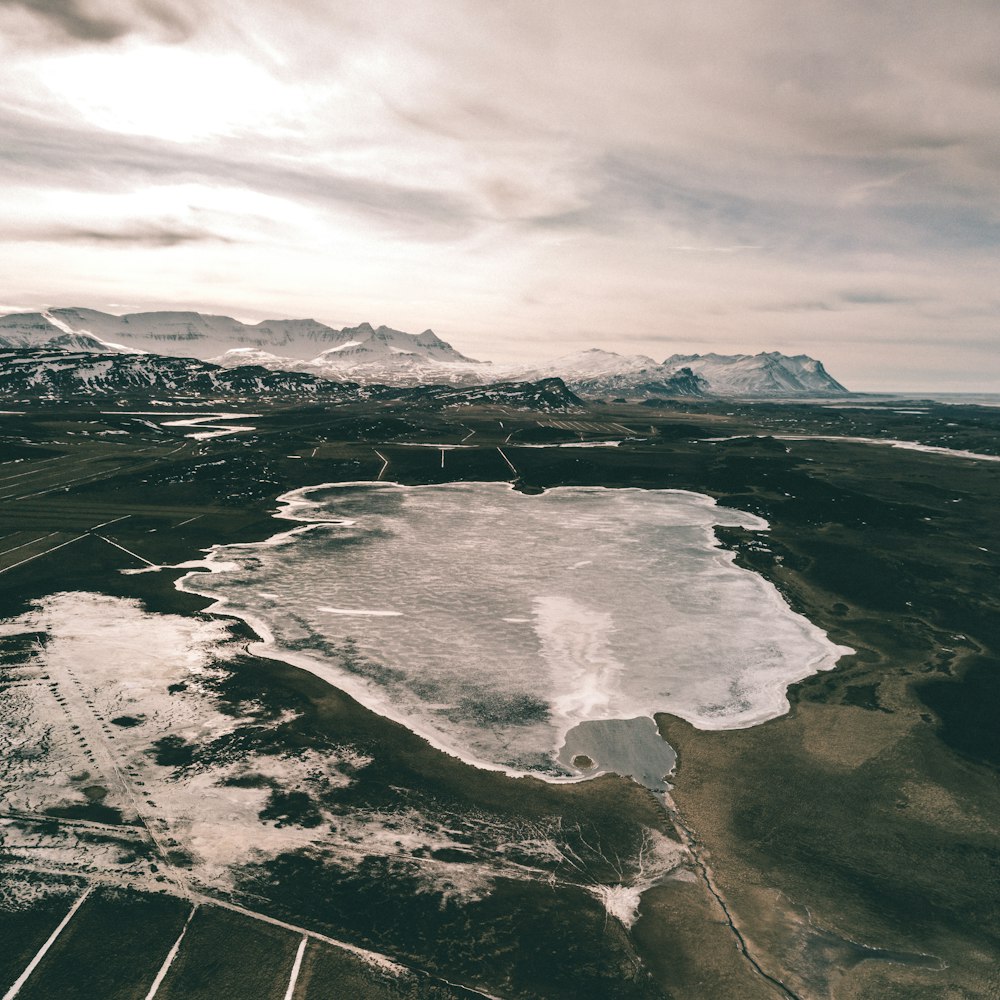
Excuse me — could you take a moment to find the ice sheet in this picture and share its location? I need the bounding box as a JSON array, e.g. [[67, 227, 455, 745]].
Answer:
[[180, 483, 852, 778]]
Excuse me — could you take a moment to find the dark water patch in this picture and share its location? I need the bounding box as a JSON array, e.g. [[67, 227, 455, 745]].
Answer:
[[558, 717, 676, 791]]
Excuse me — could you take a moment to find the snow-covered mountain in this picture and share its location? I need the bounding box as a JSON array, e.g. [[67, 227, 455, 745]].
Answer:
[[208, 342, 704, 393], [0, 309, 478, 366], [0, 348, 358, 400], [0, 348, 579, 410], [490, 348, 843, 397], [0, 308, 848, 396], [662, 352, 846, 395], [206, 347, 310, 373], [210, 344, 841, 397], [508, 349, 708, 398], [209, 323, 489, 387], [330, 323, 479, 364], [514, 348, 660, 380]]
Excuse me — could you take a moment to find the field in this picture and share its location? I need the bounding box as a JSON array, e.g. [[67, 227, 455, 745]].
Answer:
[[0, 394, 997, 999]]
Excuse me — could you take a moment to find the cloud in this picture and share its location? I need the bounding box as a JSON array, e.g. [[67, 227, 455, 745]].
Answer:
[[11, 222, 232, 246], [0, 0, 998, 388], [838, 290, 925, 306], [756, 301, 837, 313], [0, 0, 191, 42], [0, 110, 478, 239], [2, 0, 125, 40]]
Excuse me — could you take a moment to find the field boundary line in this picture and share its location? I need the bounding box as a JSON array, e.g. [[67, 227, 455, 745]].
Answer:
[[191, 895, 506, 1000], [2, 886, 93, 1000], [282, 936, 308, 1000], [7, 465, 129, 501], [0, 455, 67, 486], [0, 532, 59, 558], [189, 893, 406, 973], [0, 533, 89, 575], [496, 447, 518, 476], [90, 515, 131, 530], [92, 533, 155, 566], [0, 516, 133, 575], [143, 903, 199, 1000]]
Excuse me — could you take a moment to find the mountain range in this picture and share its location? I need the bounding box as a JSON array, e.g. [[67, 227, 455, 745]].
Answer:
[[0, 308, 848, 397], [0, 348, 580, 410]]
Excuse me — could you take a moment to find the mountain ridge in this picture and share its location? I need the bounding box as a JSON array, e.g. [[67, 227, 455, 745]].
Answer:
[[0, 347, 580, 410], [0, 308, 848, 396]]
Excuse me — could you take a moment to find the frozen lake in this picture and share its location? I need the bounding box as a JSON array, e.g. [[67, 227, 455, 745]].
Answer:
[[181, 483, 850, 781]]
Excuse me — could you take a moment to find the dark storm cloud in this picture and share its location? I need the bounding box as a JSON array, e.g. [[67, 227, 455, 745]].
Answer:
[[0, 0, 191, 42]]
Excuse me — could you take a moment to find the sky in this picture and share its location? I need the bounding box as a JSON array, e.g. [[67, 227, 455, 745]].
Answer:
[[1, 1, 998, 391]]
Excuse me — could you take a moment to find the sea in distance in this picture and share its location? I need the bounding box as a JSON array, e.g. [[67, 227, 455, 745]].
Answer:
[[180, 483, 851, 789], [824, 391, 1000, 408]]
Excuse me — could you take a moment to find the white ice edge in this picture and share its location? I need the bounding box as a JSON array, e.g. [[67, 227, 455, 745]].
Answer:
[[102, 411, 262, 418], [515, 440, 625, 448], [268, 480, 740, 523], [394, 443, 476, 449], [394, 441, 627, 449], [703, 434, 1000, 462], [174, 480, 853, 785], [161, 413, 259, 440]]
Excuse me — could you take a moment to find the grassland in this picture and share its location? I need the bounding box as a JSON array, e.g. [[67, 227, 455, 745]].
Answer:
[[0, 884, 80, 993], [293, 941, 469, 998], [0, 394, 997, 998], [153, 905, 300, 1000], [15, 888, 190, 1000]]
